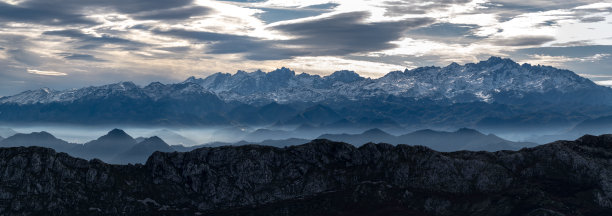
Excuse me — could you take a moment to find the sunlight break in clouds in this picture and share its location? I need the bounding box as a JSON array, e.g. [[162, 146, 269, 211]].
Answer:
[[27, 69, 68, 76]]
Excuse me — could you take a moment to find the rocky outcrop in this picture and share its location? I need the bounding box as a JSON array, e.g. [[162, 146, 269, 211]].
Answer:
[[1, 135, 612, 215]]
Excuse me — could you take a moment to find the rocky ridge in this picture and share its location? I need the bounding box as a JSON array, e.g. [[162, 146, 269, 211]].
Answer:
[[1, 135, 612, 215]]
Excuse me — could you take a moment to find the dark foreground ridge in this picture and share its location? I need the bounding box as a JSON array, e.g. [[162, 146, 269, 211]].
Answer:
[[2, 135, 612, 215]]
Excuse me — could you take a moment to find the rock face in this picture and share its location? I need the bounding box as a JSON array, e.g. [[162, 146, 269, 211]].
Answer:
[[1, 135, 612, 215]]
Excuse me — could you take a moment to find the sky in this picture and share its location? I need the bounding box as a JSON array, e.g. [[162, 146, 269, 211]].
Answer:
[[0, 0, 611, 96]]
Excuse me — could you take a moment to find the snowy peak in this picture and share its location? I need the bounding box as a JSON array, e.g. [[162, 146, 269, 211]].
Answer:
[[325, 70, 364, 83], [0, 57, 608, 105], [479, 56, 519, 66]]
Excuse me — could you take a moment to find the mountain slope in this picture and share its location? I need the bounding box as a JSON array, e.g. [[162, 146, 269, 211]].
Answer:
[[0, 127, 18, 138], [79, 129, 137, 161], [0, 131, 79, 154], [112, 136, 174, 164], [1, 135, 612, 215]]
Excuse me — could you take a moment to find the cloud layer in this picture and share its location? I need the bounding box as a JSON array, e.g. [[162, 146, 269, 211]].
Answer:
[[0, 0, 611, 96]]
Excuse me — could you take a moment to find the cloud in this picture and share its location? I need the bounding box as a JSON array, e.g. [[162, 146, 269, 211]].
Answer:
[[152, 12, 433, 60], [27, 69, 68, 76], [271, 12, 434, 55], [0, 2, 96, 25], [61, 53, 106, 62], [383, 0, 473, 16], [595, 80, 612, 87], [493, 35, 555, 46], [255, 7, 330, 24], [152, 28, 306, 60], [580, 16, 606, 23], [132, 6, 212, 20], [43, 29, 146, 49], [7, 49, 45, 66], [19, 0, 195, 15]]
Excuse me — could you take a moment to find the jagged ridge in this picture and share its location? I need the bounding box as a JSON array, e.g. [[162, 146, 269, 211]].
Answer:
[[0, 57, 607, 105], [1, 135, 612, 215]]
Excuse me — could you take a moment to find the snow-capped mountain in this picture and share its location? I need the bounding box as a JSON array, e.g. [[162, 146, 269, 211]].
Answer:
[[0, 56, 608, 105], [0, 81, 212, 105], [181, 56, 603, 103]]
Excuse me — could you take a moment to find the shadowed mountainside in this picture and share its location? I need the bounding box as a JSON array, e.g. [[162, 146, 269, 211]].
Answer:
[[1, 135, 612, 215]]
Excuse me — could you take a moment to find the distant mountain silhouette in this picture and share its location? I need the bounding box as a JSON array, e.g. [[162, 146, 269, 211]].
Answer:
[[0, 127, 18, 138], [319, 128, 396, 145], [148, 129, 196, 146], [0, 131, 79, 154], [244, 129, 294, 142], [112, 136, 174, 164], [319, 128, 537, 151], [172, 138, 311, 152], [134, 136, 146, 143], [569, 115, 612, 136], [79, 129, 137, 161]]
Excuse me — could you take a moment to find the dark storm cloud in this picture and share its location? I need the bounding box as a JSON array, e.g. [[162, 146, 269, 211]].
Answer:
[[19, 0, 195, 14], [43, 29, 146, 49], [152, 12, 433, 60], [580, 16, 606, 23], [305, 3, 339, 10], [60, 53, 106, 62], [0, 0, 201, 26], [493, 36, 556, 46], [252, 3, 338, 24], [256, 7, 329, 24], [383, 0, 472, 16], [153, 29, 306, 60], [271, 12, 434, 55], [132, 6, 212, 20], [6, 49, 44, 66], [153, 29, 248, 42], [0, 2, 96, 25], [406, 23, 484, 44]]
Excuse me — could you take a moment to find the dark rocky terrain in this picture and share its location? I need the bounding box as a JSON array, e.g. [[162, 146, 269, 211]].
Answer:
[[1, 135, 612, 215]]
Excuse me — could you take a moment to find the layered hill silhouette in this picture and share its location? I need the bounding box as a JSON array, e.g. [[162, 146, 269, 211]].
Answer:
[[1, 135, 612, 215], [0, 127, 539, 164], [318, 128, 537, 151], [0, 129, 172, 164]]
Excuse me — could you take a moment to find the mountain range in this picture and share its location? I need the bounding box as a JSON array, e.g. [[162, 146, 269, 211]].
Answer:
[[0, 127, 538, 164], [0, 129, 175, 164], [2, 135, 612, 215], [4, 57, 608, 105], [0, 57, 611, 133], [318, 128, 538, 151]]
